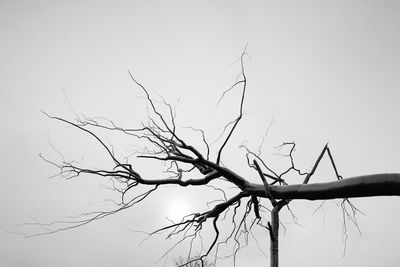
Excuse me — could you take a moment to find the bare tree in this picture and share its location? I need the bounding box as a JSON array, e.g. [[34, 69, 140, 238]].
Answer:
[[30, 51, 400, 266]]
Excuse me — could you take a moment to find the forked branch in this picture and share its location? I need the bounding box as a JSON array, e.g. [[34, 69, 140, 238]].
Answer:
[[32, 54, 400, 267]]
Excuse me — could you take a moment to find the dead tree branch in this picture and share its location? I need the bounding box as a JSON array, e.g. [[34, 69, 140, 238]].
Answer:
[[33, 52, 400, 266]]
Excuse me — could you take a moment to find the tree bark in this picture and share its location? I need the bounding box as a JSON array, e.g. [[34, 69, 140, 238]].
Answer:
[[269, 201, 286, 267], [270, 205, 279, 267], [248, 173, 400, 200]]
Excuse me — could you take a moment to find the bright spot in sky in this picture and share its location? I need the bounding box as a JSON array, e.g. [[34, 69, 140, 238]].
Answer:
[[166, 199, 191, 223]]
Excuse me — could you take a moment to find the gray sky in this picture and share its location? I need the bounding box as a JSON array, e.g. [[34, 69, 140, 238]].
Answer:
[[1, 1, 399, 266]]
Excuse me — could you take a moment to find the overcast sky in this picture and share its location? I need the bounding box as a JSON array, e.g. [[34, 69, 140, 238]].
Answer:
[[1, 1, 400, 266]]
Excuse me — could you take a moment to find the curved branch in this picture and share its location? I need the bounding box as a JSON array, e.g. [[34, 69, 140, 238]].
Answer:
[[216, 49, 247, 165]]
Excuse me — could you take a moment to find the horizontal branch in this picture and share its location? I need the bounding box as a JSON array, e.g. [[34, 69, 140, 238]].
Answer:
[[138, 170, 221, 187], [247, 173, 400, 200], [138, 155, 249, 190]]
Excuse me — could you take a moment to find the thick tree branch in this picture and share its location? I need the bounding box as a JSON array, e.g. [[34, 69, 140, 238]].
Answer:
[[248, 173, 400, 200]]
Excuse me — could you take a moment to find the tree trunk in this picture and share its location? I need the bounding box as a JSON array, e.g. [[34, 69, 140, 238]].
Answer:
[[269, 201, 286, 267], [270, 205, 280, 267]]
